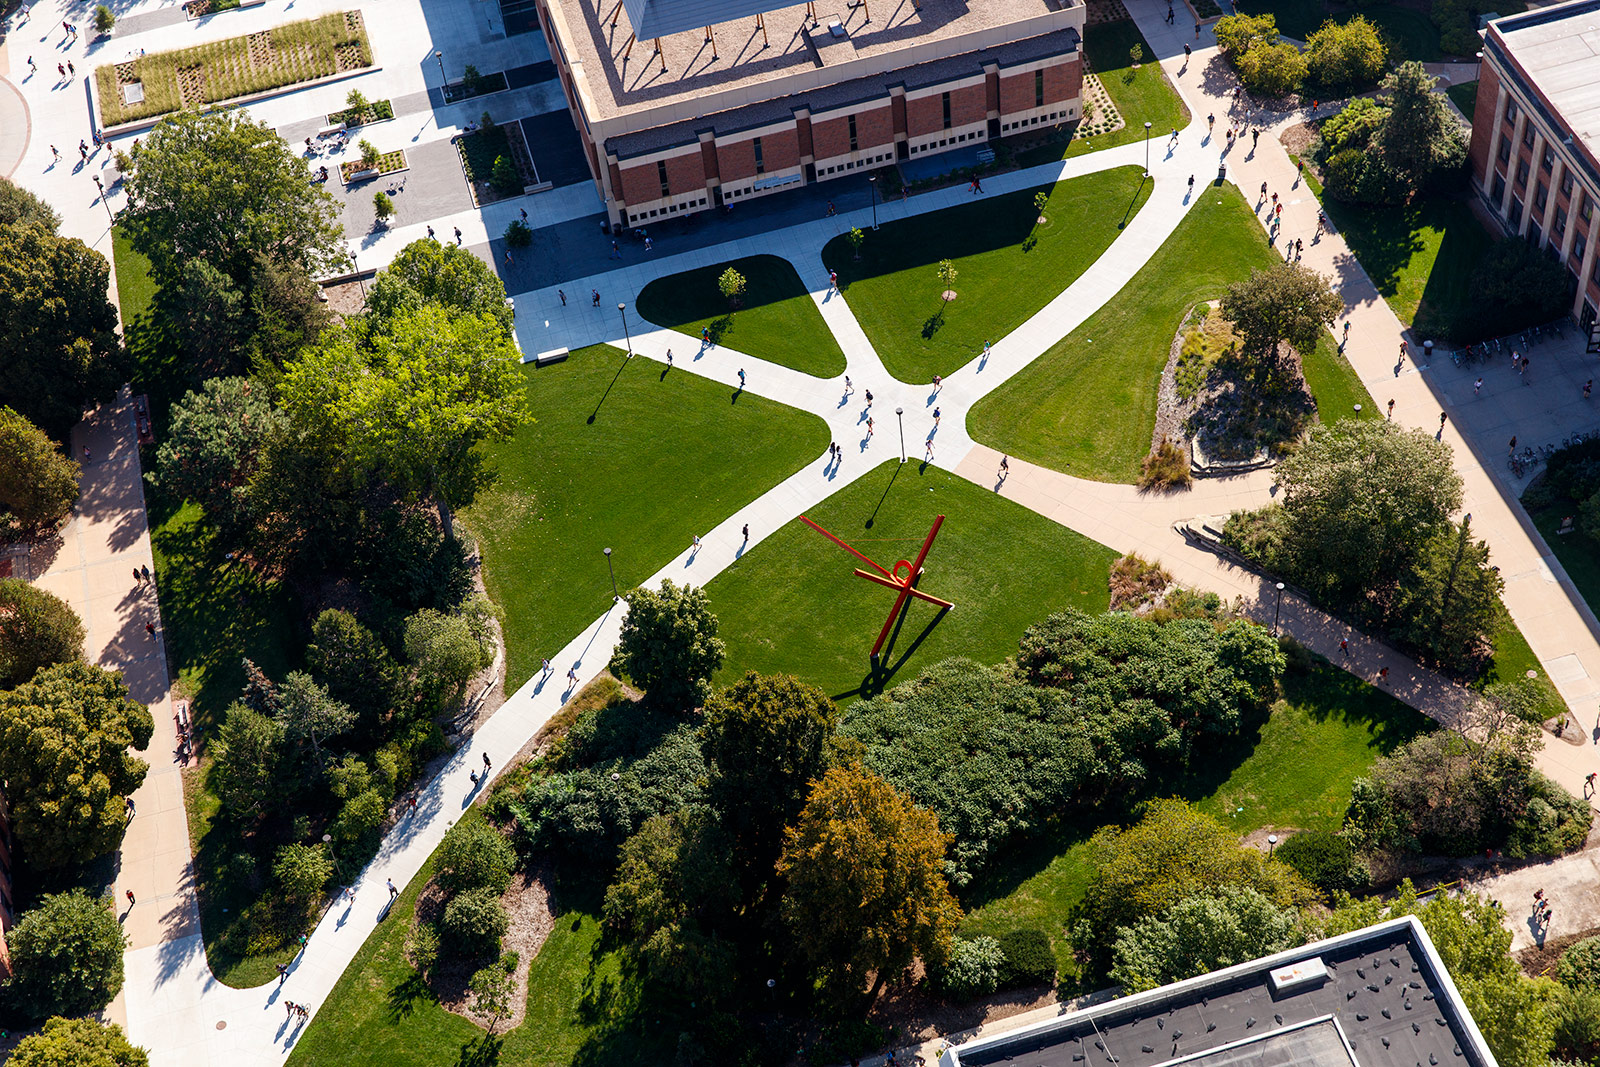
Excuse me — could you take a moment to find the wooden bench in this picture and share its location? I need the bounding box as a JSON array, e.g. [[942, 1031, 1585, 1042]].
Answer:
[[317, 122, 347, 138], [529, 347, 568, 366]]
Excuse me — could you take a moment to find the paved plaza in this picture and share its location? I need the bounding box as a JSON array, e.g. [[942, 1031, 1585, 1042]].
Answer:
[[10, 0, 1600, 1062]]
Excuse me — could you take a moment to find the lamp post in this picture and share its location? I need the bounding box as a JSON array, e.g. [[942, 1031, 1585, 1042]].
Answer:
[[617, 302, 632, 356], [604, 547, 619, 601], [1143, 121, 1152, 178], [321, 832, 343, 882], [91, 174, 113, 225], [868, 173, 879, 231], [895, 406, 905, 464], [1267, 833, 1278, 857], [1272, 581, 1285, 634], [434, 50, 447, 91]]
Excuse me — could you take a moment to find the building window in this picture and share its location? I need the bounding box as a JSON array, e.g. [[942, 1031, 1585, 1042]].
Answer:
[[1562, 172, 1575, 197], [1035, 69, 1045, 107], [1516, 159, 1529, 187], [1510, 199, 1523, 226], [1576, 231, 1589, 264], [1556, 207, 1568, 239], [1498, 139, 1511, 163], [1505, 99, 1519, 124], [753, 137, 764, 174], [1492, 173, 1506, 202], [1523, 124, 1535, 147], [848, 114, 858, 152], [1537, 182, 1549, 210], [1586, 200, 1596, 223], [941, 91, 952, 130], [657, 160, 670, 198], [1543, 145, 1555, 173], [1593, 255, 1600, 285]]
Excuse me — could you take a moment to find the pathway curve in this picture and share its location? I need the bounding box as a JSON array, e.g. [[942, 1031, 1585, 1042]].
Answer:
[[113, 9, 1600, 1067]]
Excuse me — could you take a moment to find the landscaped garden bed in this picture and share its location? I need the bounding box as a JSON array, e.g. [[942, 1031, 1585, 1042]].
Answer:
[[327, 99, 394, 127], [441, 65, 508, 103], [95, 11, 372, 126], [340, 147, 407, 184], [182, 0, 264, 20], [457, 117, 534, 206]]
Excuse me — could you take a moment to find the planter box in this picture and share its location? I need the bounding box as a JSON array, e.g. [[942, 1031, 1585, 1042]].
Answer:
[[344, 167, 380, 183]]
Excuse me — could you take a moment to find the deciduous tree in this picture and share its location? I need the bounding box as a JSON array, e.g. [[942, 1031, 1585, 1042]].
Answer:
[[152, 377, 280, 531], [436, 814, 516, 896], [0, 175, 62, 231], [617, 580, 725, 712], [1110, 886, 1304, 992], [366, 239, 513, 338], [0, 661, 152, 868], [6, 1017, 148, 1067], [1219, 263, 1343, 385], [0, 578, 85, 687], [1305, 16, 1387, 91], [0, 407, 80, 536], [777, 762, 962, 1005], [4, 889, 128, 1017], [272, 842, 333, 907]]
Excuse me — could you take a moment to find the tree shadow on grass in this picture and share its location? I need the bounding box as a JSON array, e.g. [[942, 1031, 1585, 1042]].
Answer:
[[921, 305, 946, 339], [455, 1034, 502, 1067], [1322, 198, 1429, 302], [387, 970, 436, 1021]]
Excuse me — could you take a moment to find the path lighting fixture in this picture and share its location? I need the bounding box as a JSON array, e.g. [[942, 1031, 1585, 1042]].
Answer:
[[604, 547, 619, 600]]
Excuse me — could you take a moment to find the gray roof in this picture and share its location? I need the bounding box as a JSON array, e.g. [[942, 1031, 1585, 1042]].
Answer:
[[621, 0, 792, 40], [941, 917, 1497, 1067], [1491, 0, 1600, 167]]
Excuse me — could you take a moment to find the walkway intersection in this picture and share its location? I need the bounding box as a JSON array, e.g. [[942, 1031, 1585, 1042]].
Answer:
[[8, 0, 1600, 1062]]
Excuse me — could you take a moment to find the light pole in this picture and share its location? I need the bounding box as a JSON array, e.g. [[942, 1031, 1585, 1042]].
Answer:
[[434, 50, 447, 92], [1143, 121, 1152, 178], [604, 547, 619, 601], [1267, 833, 1278, 858], [91, 174, 113, 225], [617, 302, 632, 356], [321, 832, 343, 882], [1272, 581, 1285, 634], [895, 407, 905, 464], [868, 173, 879, 231]]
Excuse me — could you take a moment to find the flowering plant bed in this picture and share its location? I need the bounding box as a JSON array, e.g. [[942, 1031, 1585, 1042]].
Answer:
[[341, 149, 406, 183], [328, 99, 394, 127]]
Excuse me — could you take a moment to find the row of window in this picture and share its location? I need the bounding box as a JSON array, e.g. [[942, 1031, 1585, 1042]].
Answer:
[[910, 129, 985, 155], [1002, 109, 1070, 132], [1492, 177, 1597, 284], [627, 196, 708, 225], [821, 153, 890, 176]]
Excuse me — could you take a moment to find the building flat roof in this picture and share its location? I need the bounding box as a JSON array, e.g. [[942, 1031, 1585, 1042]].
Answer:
[[544, 0, 1075, 128], [1491, 0, 1600, 164], [940, 918, 1496, 1067]]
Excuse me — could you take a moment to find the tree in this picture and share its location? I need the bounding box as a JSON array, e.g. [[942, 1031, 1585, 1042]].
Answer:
[[1109, 886, 1304, 992], [152, 378, 279, 531], [1221, 263, 1343, 384], [442, 885, 509, 957], [1270, 419, 1463, 601], [93, 3, 115, 33], [119, 109, 348, 289], [6, 1018, 148, 1067], [273, 842, 334, 906], [366, 239, 513, 339], [617, 580, 725, 711], [491, 154, 521, 195], [777, 762, 962, 1005], [1391, 516, 1503, 669], [158, 258, 246, 374], [279, 304, 530, 537], [404, 601, 497, 706], [0, 225, 122, 439], [0, 578, 85, 687], [7, 400, 77, 507], [306, 609, 401, 739], [0, 175, 61, 231], [0, 661, 151, 868], [1033, 190, 1049, 220], [936, 259, 958, 305], [1214, 12, 1279, 54], [275, 671, 356, 759], [1305, 16, 1387, 91], [847, 226, 865, 260], [469, 963, 515, 1035], [1468, 238, 1573, 327], [206, 704, 286, 817], [718, 266, 747, 308], [1236, 40, 1309, 97], [358, 139, 380, 168], [342, 87, 370, 124], [1376, 61, 1467, 191], [4, 889, 128, 1017], [1320, 98, 1389, 154], [436, 814, 516, 896], [1069, 799, 1318, 980], [372, 191, 395, 224], [702, 672, 838, 902]]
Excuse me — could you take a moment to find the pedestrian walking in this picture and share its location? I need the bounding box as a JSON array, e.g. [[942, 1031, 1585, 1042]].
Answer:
[[1535, 888, 1545, 902], [79, 143, 87, 162], [933, 407, 941, 425], [610, 239, 620, 259], [520, 208, 528, 221], [142, 564, 150, 581], [426, 224, 435, 240], [134, 567, 143, 584], [20, 4, 29, 22], [27, 56, 36, 74], [1387, 398, 1395, 418], [865, 389, 874, 406], [1587, 772, 1597, 792], [982, 340, 992, 360], [1294, 237, 1302, 257], [387, 878, 398, 899], [644, 236, 653, 252], [1188, 174, 1195, 191], [67, 60, 74, 75], [145, 621, 155, 637], [825, 200, 836, 216], [1339, 638, 1349, 656], [558, 288, 566, 306], [1522, 356, 1531, 383], [867, 416, 874, 437], [1343, 321, 1351, 342], [1379, 667, 1389, 682], [692, 534, 700, 554], [1207, 113, 1215, 131], [1183, 43, 1191, 59], [287, 1001, 296, 1018], [82, 445, 90, 462], [504, 251, 514, 266], [567, 667, 578, 685], [829, 269, 839, 291], [1509, 436, 1518, 455], [542, 657, 551, 675], [1475, 377, 1483, 396], [666, 349, 673, 366], [1586, 379, 1593, 400], [482, 752, 492, 772], [277, 963, 289, 985], [454, 226, 462, 244], [702, 325, 711, 344], [932, 374, 943, 392], [741, 523, 749, 542], [1195, 20, 1201, 37], [925, 439, 934, 459], [1439, 411, 1448, 429], [469, 770, 479, 787], [126, 889, 136, 906], [1251, 128, 1259, 148], [50, 142, 60, 160], [737, 368, 746, 387], [999, 455, 1010, 475], [844, 375, 853, 394], [593, 289, 601, 307]]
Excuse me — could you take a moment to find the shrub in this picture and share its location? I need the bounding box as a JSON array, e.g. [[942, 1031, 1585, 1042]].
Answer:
[[1305, 16, 1387, 91], [331, 788, 386, 851], [1109, 552, 1171, 610], [1558, 937, 1600, 991], [997, 928, 1058, 988], [372, 191, 394, 221], [273, 843, 333, 906], [504, 219, 533, 247], [491, 154, 521, 195], [407, 921, 440, 976], [1236, 40, 1309, 97], [1506, 772, 1593, 858], [358, 139, 380, 167], [931, 936, 1004, 999], [441, 885, 509, 957], [435, 815, 516, 896], [1551, 985, 1600, 1064], [1275, 829, 1369, 893], [1139, 438, 1192, 490], [4, 889, 127, 1018], [1110, 885, 1305, 992], [1319, 98, 1389, 155]]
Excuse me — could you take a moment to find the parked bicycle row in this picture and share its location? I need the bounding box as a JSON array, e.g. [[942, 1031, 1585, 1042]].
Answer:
[[1451, 319, 1571, 366]]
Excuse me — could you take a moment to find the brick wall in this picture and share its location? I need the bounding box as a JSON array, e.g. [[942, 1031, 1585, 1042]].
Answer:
[[665, 150, 706, 193], [719, 138, 756, 182], [617, 161, 663, 207], [812, 105, 894, 158], [905, 93, 942, 138], [1467, 60, 1501, 187]]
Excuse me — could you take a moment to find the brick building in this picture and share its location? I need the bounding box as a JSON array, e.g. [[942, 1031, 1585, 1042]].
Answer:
[[1466, 0, 1600, 334], [535, 0, 1086, 228]]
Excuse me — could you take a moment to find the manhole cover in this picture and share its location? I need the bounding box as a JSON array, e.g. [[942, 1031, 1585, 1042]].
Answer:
[[122, 82, 145, 105], [216, 1021, 227, 1030]]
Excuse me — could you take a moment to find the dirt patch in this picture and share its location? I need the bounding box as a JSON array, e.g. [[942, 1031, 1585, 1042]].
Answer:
[[411, 863, 556, 1031], [870, 973, 1060, 1048], [1242, 826, 1303, 852], [1151, 323, 1191, 454], [1517, 924, 1600, 979], [319, 278, 368, 320], [1279, 122, 1316, 162]]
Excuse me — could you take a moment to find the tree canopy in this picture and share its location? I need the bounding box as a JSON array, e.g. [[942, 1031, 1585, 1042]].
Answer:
[[0, 176, 61, 231], [153, 377, 281, 531], [0, 660, 152, 867], [0, 578, 86, 687], [777, 761, 962, 1004], [1219, 263, 1343, 385], [3, 888, 128, 1017], [366, 239, 513, 338], [1305, 16, 1387, 91], [1378, 62, 1467, 189], [206, 703, 286, 817], [1110, 885, 1304, 992], [617, 581, 726, 711], [0, 406, 80, 536], [120, 110, 348, 288], [5, 1017, 148, 1067], [0, 225, 122, 440]]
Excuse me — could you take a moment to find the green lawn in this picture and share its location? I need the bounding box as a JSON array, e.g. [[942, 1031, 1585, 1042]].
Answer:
[[1013, 20, 1191, 168], [704, 461, 1118, 702], [1447, 80, 1479, 121], [466, 345, 829, 690], [635, 254, 845, 377], [824, 167, 1153, 384], [287, 858, 662, 1067], [959, 658, 1429, 982], [1245, 0, 1442, 60], [968, 184, 1375, 483], [1479, 607, 1568, 723], [1303, 332, 1380, 425]]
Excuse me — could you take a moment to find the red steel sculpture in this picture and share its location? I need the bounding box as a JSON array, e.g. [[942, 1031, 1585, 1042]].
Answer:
[[798, 513, 954, 660]]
